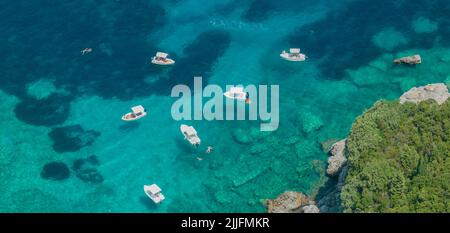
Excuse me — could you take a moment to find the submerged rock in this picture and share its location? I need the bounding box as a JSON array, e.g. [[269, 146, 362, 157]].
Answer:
[[299, 111, 323, 134], [250, 144, 268, 154], [265, 191, 313, 213], [26, 79, 57, 100], [49, 125, 100, 153], [231, 127, 272, 144], [76, 169, 104, 184], [232, 131, 252, 144], [284, 136, 299, 145], [399, 83, 450, 105], [72, 155, 103, 184], [327, 139, 347, 177], [14, 94, 71, 127], [41, 162, 70, 181], [320, 138, 339, 153], [412, 17, 438, 34], [394, 54, 422, 65], [233, 166, 267, 187], [214, 191, 231, 204], [72, 155, 99, 171], [372, 27, 408, 51]]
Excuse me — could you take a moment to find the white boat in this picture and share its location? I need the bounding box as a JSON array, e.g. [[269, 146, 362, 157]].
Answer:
[[180, 124, 201, 146], [121, 105, 147, 121], [280, 48, 306, 62], [144, 184, 165, 204], [224, 87, 247, 101], [151, 52, 175, 65]]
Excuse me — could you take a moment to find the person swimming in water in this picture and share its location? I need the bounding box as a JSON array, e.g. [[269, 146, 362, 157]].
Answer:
[[245, 92, 251, 104], [81, 48, 92, 55], [206, 146, 213, 154]]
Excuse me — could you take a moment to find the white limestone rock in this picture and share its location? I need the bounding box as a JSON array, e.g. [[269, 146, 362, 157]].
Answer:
[[302, 204, 320, 213], [326, 139, 347, 177], [399, 83, 450, 105]]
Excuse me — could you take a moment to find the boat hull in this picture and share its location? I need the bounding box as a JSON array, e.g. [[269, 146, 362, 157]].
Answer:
[[180, 124, 201, 146], [121, 112, 147, 121], [144, 185, 165, 204], [151, 58, 175, 65], [224, 92, 247, 100], [280, 53, 306, 62]]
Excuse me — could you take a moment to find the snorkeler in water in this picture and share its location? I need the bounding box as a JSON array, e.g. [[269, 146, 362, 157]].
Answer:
[[206, 146, 213, 154], [245, 92, 251, 104], [81, 48, 92, 55]]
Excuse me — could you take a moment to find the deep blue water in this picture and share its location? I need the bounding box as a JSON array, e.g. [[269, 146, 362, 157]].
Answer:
[[0, 0, 449, 212]]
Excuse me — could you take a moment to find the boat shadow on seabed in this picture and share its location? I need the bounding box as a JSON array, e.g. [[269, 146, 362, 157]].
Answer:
[[118, 121, 141, 131], [139, 196, 160, 210]]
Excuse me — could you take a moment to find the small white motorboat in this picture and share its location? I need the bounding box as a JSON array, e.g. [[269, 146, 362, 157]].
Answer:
[[144, 184, 165, 204], [224, 87, 247, 101], [180, 124, 201, 146], [151, 52, 175, 65], [280, 48, 306, 62], [121, 105, 147, 121]]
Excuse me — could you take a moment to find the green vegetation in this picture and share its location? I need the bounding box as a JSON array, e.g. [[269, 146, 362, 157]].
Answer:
[[341, 100, 450, 213]]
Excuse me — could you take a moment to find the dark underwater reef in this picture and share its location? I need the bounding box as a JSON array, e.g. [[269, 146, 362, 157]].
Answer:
[[48, 125, 101, 153], [41, 155, 103, 184], [3, 0, 450, 130], [2, 0, 450, 198], [41, 162, 70, 181], [287, 0, 450, 80]]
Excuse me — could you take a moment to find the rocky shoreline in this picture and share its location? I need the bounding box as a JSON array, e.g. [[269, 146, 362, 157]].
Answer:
[[316, 140, 348, 213], [400, 83, 450, 105], [264, 139, 348, 213], [264, 191, 319, 213], [265, 83, 450, 213]]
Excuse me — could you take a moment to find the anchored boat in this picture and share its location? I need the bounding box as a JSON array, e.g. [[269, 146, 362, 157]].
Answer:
[[180, 124, 201, 147], [121, 105, 147, 121], [224, 87, 251, 104], [144, 184, 165, 204], [280, 48, 306, 62], [151, 52, 175, 65], [224, 87, 247, 100]]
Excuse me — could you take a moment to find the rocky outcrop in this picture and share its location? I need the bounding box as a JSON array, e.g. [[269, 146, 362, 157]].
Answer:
[[326, 139, 347, 177], [268, 139, 348, 213], [317, 165, 348, 213], [320, 138, 339, 153], [302, 204, 320, 213], [265, 191, 317, 213], [394, 54, 421, 65], [400, 83, 450, 105], [314, 139, 348, 212], [299, 111, 323, 134]]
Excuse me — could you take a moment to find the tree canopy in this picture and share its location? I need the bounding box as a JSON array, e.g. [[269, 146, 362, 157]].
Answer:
[[341, 100, 450, 213]]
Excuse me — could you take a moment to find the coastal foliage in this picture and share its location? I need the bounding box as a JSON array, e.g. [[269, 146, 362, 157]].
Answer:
[[341, 100, 450, 213]]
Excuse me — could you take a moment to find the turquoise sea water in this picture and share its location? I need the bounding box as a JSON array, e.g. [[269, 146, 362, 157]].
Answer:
[[1, 0, 450, 212]]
